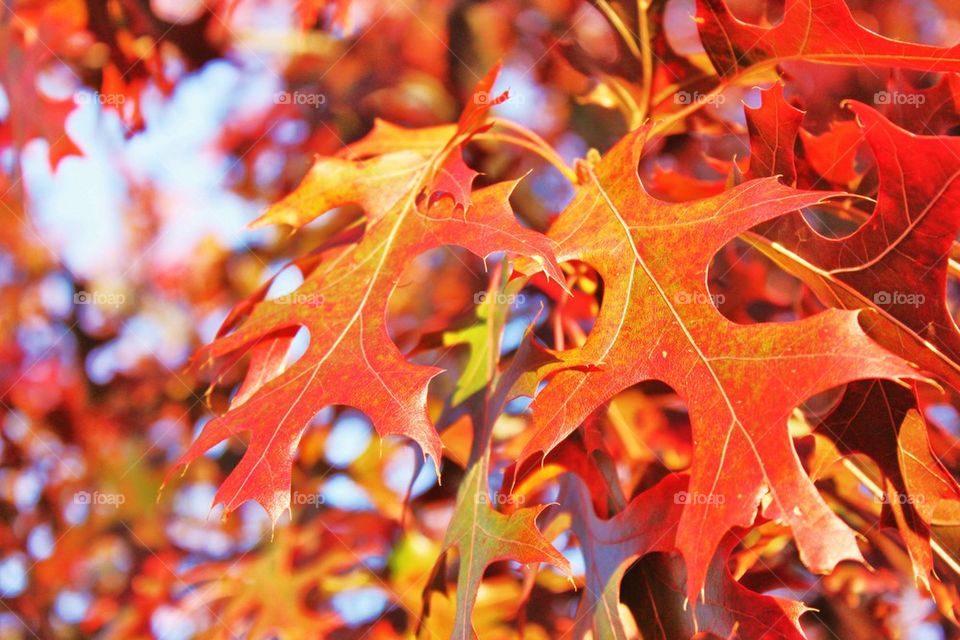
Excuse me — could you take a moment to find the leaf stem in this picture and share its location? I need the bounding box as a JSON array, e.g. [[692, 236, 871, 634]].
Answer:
[[596, 0, 641, 60], [637, 0, 653, 122], [652, 62, 779, 135], [841, 458, 960, 577], [475, 122, 578, 184]]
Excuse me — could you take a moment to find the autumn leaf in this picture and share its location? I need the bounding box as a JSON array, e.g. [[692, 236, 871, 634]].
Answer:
[[880, 74, 960, 135], [184, 517, 389, 639], [740, 82, 960, 597], [518, 124, 922, 602], [697, 0, 960, 79], [799, 120, 864, 186], [552, 472, 810, 639], [425, 462, 571, 640], [754, 101, 960, 391], [441, 266, 517, 407], [811, 381, 960, 587], [626, 533, 809, 640], [167, 67, 564, 523], [744, 83, 805, 184], [1, 12, 82, 167], [424, 292, 572, 638], [553, 472, 683, 640]]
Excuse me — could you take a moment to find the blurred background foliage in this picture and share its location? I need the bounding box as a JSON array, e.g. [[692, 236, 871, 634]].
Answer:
[[3, 0, 960, 638]]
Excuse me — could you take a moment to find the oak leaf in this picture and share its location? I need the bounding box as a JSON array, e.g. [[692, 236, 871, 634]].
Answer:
[[753, 101, 960, 390], [518, 125, 921, 602], [425, 462, 571, 640], [697, 0, 960, 79], [168, 67, 564, 522], [742, 86, 960, 591]]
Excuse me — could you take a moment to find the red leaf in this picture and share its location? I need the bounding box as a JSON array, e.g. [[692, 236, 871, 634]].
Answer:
[[518, 125, 921, 602], [167, 68, 564, 522], [697, 0, 960, 78]]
